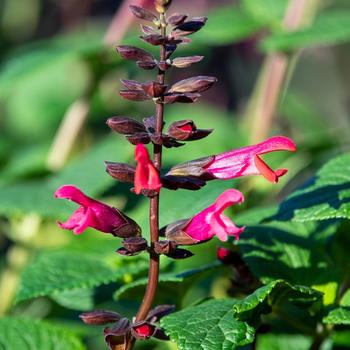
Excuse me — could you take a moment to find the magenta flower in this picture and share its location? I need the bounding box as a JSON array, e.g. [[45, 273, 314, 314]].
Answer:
[[167, 136, 296, 183], [164, 189, 245, 244], [134, 144, 162, 195], [54, 185, 141, 237]]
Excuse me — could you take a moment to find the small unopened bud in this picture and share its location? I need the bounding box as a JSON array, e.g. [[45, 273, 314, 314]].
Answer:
[[154, 0, 172, 14], [123, 237, 148, 253], [105, 162, 135, 183], [147, 305, 175, 322], [107, 117, 146, 135], [79, 310, 121, 325], [104, 318, 131, 350]]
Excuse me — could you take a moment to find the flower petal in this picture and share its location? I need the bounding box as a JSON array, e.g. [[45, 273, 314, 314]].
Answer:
[[54, 185, 93, 206]]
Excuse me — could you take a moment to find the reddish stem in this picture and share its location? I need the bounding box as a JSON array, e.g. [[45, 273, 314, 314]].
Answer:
[[125, 13, 167, 350]]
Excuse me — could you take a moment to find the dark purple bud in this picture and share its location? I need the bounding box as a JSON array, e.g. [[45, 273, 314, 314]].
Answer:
[[169, 76, 217, 94], [104, 318, 131, 350], [137, 60, 157, 70], [165, 155, 215, 178], [142, 81, 168, 98], [105, 162, 135, 183], [164, 93, 201, 104], [161, 135, 184, 148], [79, 310, 121, 325], [126, 132, 151, 145], [116, 45, 154, 62], [173, 17, 207, 35], [147, 305, 175, 322], [167, 13, 188, 26], [141, 24, 156, 35], [140, 34, 165, 46], [107, 117, 146, 135], [120, 79, 143, 91], [154, 240, 177, 255], [168, 248, 194, 259], [131, 321, 156, 339], [161, 219, 198, 245], [123, 237, 148, 253], [161, 175, 207, 191], [167, 120, 213, 141], [172, 56, 204, 68], [120, 90, 150, 101], [112, 213, 142, 238], [165, 44, 177, 59], [129, 5, 158, 22], [153, 327, 170, 340]]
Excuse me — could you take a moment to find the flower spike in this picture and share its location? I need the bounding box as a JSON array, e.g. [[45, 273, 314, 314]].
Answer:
[[167, 136, 296, 183], [54, 185, 141, 237]]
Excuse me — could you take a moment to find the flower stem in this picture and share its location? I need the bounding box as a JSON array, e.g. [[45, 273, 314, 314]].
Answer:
[[126, 12, 167, 350]]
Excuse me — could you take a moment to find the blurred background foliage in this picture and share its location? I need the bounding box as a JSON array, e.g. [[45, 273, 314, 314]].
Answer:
[[0, 0, 350, 349]]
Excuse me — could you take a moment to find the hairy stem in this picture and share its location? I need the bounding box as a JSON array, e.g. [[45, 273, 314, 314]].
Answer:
[[126, 12, 167, 350]]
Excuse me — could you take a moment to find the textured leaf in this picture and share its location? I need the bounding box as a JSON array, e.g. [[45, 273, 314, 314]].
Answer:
[[0, 317, 85, 350], [323, 307, 350, 325], [114, 262, 220, 302], [262, 11, 350, 52], [161, 299, 255, 350], [51, 288, 95, 311], [15, 239, 148, 303], [274, 152, 350, 222], [233, 280, 322, 323], [0, 136, 131, 218], [238, 221, 340, 286]]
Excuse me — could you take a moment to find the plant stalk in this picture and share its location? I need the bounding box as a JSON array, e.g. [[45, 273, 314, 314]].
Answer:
[[125, 13, 167, 350]]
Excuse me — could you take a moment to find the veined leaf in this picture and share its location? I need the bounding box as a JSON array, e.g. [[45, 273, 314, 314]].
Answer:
[[15, 239, 148, 304], [233, 280, 322, 323], [274, 152, 350, 222], [0, 317, 85, 350], [161, 299, 255, 350], [323, 307, 350, 325]]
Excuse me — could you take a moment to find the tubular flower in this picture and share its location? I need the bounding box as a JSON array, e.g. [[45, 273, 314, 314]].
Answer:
[[54, 185, 141, 237], [134, 144, 162, 194], [167, 136, 296, 183], [164, 189, 245, 244]]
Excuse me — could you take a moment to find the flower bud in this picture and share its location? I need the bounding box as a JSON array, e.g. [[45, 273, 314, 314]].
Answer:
[[164, 92, 201, 104], [171, 56, 204, 68], [131, 322, 156, 339], [142, 81, 168, 98], [169, 76, 217, 94], [104, 318, 131, 350], [107, 117, 146, 135], [79, 310, 121, 325], [167, 13, 188, 26], [167, 119, 213, 141], [154, 0, 172, 14], [129, 5, 158, 22], [116, 45, 154, 63], [147, 305, 175, 322], [122, 237, 148, 254], [105, 162, 135, 184]]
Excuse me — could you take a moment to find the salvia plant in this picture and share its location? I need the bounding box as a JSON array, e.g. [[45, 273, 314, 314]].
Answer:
[[54, 1, 302, 349]]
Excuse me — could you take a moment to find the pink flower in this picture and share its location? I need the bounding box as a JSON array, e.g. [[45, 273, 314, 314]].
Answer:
[[184, 189, 245, 242], [168, 136, 296, 183], [54, 185, 141, 237], [134, 144, 162, 194]]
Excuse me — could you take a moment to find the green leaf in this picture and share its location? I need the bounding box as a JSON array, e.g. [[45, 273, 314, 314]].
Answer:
[[274, 152, 350, 222], [242, 0, 288, 27], [15, 238, 148, 304], [0, 135, 131, 218], [196, 5, 262, 45], [161, 299, 255, 350], [256, 333, 312, 350], [233, 280, 322, 323], [238, 221, 340, 286], [323, 307, 350, 325], [0, 317, 85, 350], [114, 262, 221, 303], [51, 288, 95, 311], [262, 11, 350, 52]]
